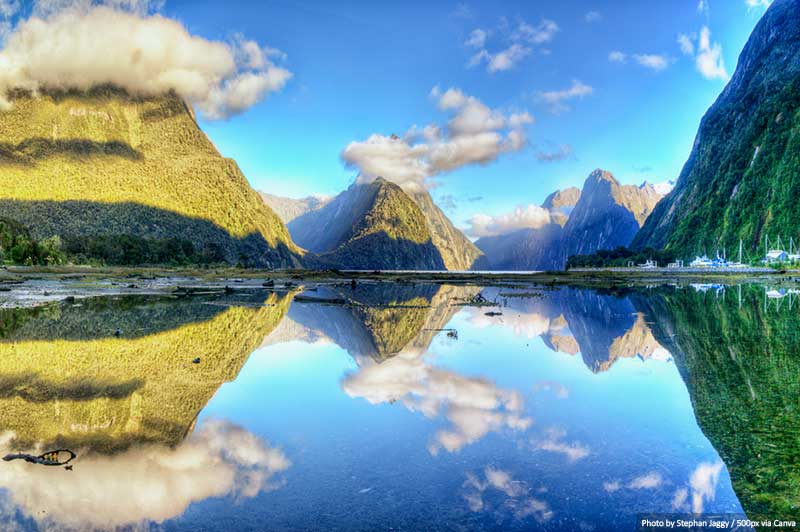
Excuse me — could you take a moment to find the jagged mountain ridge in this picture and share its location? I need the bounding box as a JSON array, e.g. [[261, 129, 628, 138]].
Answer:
[[259, 192, 329, 224]]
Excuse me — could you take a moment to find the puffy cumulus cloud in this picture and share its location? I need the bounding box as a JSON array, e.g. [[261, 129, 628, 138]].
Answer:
[[467, 204, 552, 238], [677, 27, 728, 81], [671, 461, 724, 514], [536, 79, 592, 114], [0, 420, 290, 530], [608, 50, 627, 63], [462, 466, 553, 524], [696, 26, 728, 80], [341, 87, 532, 191], [0, 2, 291, 119], [745, 0, 772, 7], [341, 352, 532, 454], [466, 19, 558, 74]]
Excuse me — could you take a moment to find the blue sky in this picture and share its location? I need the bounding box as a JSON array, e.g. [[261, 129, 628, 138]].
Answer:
[[170, 0, 771, 233]]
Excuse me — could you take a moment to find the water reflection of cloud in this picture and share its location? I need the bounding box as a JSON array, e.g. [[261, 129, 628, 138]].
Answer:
[[533, 380, 570, 399], [532, 427, 589, 461], [462, 466, 553, 524], [0, 420, 290, 530], [628, 472, 664, 489], [671, 461, 724, 514], [341, 353, 532, 454]]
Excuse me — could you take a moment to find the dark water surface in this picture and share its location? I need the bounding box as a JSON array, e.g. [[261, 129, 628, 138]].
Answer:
[[0, 281, 796, 530]]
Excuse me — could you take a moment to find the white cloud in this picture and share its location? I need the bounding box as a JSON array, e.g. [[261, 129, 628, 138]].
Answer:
[[487, 43, 531, 72], [697, 0, 710, 17], [536, 143, 572, 162], [603, 480, 622, 493], [584, 11, 602, 23], [467, 204, 552, 237], [745, 0, 772, 8], [633, 54, 669, 71], [465, 28, 487, 48], [466, 19, 558, 74], [608, 50, 627, 63], [513, 19, 559, 44], [342, 87, 532, 190], [341, 353, 532, 454], [0, 420, 290, 530], [536, 79, 593, 114], [0, 2, 291, 119], [696, 26, 728, 80], [678, 33, 695, 56]]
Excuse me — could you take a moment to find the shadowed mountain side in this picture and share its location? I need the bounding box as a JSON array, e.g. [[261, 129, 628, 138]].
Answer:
[[0, 199, 299, 267], [633, 286, 800, 521], [311, 232, 445, 271], [275, 283, 477, 361], [0, 292, 292, 453], [0, 88, 301, 268], [0, 137, 142, 164], [475, 224, 564, 271]]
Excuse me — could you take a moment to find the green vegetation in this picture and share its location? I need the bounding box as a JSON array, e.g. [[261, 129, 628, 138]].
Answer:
[[0, 218, 64, 265], [566, 246, 678, 269], [62, 234, 225, 266], [0, 87, 302, 268], [634, 2, 800, 258], [639, 286, 800, 522]]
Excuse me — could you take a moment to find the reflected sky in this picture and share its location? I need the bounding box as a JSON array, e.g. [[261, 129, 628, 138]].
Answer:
[[0, 283, 765, 530]]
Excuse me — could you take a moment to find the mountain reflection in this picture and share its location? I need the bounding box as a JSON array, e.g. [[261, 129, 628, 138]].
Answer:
[[0, 290, 293, 530], [636, 285, 800, 522]]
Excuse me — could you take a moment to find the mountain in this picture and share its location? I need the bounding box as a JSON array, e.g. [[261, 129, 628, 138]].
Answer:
[[0, 87, 301, 268], [633, 0, 800, 254], [259, 192, 329, 224], [288, 179, 486, 270], [476, 171, 661, 270], [408, 190, 488, 270], [562, 169, 662, 260], [293, 178, 445, 269], [542, 186, 581, 226]]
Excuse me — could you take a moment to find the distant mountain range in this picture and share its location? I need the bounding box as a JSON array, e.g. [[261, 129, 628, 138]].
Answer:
[[475, 169, 665, 270], [634, 0, 800, 255]]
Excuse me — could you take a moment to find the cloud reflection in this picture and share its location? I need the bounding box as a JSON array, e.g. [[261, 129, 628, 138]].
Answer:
[[671, 461, 724, 514], [462, 466, 553, 524], [0, 420, 290, 530], [341, 353, 532, 454]]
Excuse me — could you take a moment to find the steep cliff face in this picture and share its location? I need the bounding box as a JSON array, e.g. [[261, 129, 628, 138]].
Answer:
[[561, 170, 661, 261], [633, 0, 800, 253], [0, 87, 301, 268], [409, 190, 488, 270]]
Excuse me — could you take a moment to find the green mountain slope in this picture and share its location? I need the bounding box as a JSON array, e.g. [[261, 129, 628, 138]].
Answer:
[[633, 0, 800, 255], [0, 87, 302, 267], [309, 178, 445, 270]]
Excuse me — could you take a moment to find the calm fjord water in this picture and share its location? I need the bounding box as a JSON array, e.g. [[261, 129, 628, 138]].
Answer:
[[0, 281, 796, 531]]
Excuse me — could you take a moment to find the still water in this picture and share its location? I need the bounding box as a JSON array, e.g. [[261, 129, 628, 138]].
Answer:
[[0, 280, 796, 530]]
